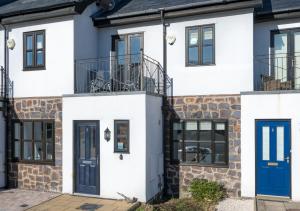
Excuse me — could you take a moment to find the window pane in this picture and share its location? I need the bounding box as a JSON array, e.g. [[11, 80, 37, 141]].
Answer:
[[202, 46, 213, 64], [188, 47, 198, 64], [14, 123, 21, 140], [173, 128, 183, 140], [216, 123, 226, 130], [130, 35, 141, 63], [188, 29, 198, 45], [14, 141, 20, 158], [215, 143, 226, 163], [36, 34, 44, 49], [46, 123, 53, 141], [117, 39, 125, 65], [23, 122, 32, 140], [23, 141, 32, 160], [115, 121, 129, 152], [36, 50, 44, 65], [34, 141, 42, 160], [200, 121, 212, 130], [90, 126, 96, 160], [199, 131, 212, 141], [46, 142, 53, 160], [26, 35, 33, 50], [199, 142, 212, 164], [215, 130, 226, 142], [34, 122, 42, 141], [262, 126, 270, 161], [276, 126, 284, 161], [26, 52, 33, 66], [173, 141, 183, 161], [185, 141, 198, 163], [79, 127, 85, 159], [185, 121, 197, 140], [203, 27, 213, 45]]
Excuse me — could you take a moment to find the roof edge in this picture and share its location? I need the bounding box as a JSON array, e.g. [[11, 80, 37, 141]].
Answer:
[[0, 0, 95, 23], [93, 0, 261, 28]]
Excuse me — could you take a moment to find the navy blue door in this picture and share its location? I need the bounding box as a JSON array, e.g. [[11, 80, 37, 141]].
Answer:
[[256, 120, 291, 197], [75, 121, 100, 195]]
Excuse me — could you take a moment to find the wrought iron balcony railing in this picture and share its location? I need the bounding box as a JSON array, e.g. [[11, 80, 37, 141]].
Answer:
[[255, 54, 300, 91], [0, 66, 13, 99], [75, 53, 172, 96]]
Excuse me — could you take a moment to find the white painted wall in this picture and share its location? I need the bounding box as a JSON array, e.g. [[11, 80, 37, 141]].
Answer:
[[254, 18, 300, 89], [241, 92, 300, 201], [0, 111, 5, 188], [63, 93, 163, 202], [6, 17, 75, 98], [98, 9, 254, 96], [145, 95, 163, 200], [74, 3, 99, 60], [167, 10, 254, 96]]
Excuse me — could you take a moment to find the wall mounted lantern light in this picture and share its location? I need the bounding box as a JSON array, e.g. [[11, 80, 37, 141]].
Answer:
[[104, 127, 111, 142]]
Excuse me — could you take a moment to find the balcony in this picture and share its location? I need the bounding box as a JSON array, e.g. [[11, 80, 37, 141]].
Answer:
[[75, 54, 172, 96], [255, 54, 300, 91]]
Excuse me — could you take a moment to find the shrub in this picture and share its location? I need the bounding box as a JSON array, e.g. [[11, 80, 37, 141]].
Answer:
[[154, 198, 203, 211], [189, 179, 226, 204]]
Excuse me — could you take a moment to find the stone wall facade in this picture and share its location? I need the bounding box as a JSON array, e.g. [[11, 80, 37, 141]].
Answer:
[[165, 95, 241, 197], [7, 97, 62, 192]]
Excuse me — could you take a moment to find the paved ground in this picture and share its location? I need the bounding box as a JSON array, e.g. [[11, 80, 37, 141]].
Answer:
[[217, 198, 255, 211], [257, 199, 300, 211], [27, 194, 136, 211], [0, 189, 59, 211]]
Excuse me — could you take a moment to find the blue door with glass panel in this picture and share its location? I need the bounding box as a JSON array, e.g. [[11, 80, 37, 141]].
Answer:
[[75, 121, 100, 195], [256, 120, 291, 197]]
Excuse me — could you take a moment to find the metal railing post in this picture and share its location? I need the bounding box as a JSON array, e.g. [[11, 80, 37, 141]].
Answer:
[[140, 50, 144, 91]]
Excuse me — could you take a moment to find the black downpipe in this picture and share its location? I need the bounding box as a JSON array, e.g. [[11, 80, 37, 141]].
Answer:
[[1, 23, 9, 189], [160, 9, 168, 197]]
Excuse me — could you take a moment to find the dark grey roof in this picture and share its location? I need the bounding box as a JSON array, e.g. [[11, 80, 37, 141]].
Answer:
[[0, 0, 91, 18], [257, 0, 300, 15], [93, 0, 300, 21], [92, 0, 248, 20]]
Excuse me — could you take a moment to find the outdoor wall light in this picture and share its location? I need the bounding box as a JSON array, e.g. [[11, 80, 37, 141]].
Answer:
[[104, 127, 111, 142]]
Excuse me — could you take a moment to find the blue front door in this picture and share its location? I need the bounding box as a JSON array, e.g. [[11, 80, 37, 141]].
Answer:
[[256, 120, 291, 197], [74, 121, 100, 195]]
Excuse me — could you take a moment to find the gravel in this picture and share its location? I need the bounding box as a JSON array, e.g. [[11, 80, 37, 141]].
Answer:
[[216, 198, 255, 211]]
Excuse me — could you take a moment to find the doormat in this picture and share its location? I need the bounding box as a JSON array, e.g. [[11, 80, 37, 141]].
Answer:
[[77, 203, 103, 211]]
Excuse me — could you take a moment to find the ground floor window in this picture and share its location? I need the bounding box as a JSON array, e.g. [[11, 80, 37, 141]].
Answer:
[[114, 120, 130, 153], [12, 120, 55, 164], [172, 119, 228, 166]]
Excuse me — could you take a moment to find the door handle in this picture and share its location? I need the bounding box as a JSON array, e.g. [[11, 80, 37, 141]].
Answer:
[[285, 156, 290, 164]]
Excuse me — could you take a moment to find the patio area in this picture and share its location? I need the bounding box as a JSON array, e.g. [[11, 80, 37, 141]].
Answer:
[[0, 189, 138, 211]]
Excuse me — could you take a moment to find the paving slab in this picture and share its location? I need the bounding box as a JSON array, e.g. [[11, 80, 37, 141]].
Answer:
[[257, 199, 300, 211], [27, 194, 136, 211], [217, 198, 255, 211], [0, 189, 60, 211]]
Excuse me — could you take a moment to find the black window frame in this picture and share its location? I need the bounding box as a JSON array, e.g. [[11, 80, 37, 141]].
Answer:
[[185, 24, 215, 66], [12, 119, 55, 165], [23, 30, 46, 71], [171, 119, 228, 167], [114, 120, 130, 153]]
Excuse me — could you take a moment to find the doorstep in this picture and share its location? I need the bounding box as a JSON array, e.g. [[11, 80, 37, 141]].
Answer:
[[256, 198, 300, 211], [27, 194, 140, 211]]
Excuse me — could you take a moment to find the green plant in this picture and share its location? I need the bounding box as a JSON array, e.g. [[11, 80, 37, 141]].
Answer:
[[154, 198, 203, 211], [189, 179, 226, 204]]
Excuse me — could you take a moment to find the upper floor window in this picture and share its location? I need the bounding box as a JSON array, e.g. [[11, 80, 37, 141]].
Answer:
[[186, 25, 215, 66], [172, 119, 228, 167], [13, 120, 55, 164], [23, 30, 45, 70]]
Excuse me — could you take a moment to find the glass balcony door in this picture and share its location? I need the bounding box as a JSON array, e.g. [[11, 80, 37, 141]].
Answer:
[[113, 33, 143, 91], [272, 29, 300, 89]]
